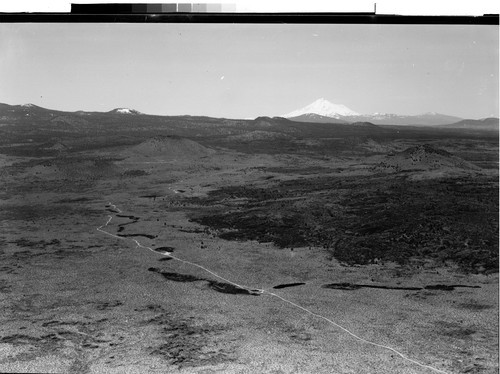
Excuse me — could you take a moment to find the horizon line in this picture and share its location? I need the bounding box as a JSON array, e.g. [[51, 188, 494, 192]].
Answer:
[[2, 101, 499, 121]]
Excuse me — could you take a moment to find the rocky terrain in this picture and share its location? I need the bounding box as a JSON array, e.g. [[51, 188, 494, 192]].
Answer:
[[0, 103, 498, 373]]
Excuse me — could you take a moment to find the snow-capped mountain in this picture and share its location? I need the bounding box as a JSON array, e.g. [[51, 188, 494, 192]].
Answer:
[[284, 98, 464, 126], [109, 108, 142, 115], [283, 98, 360, 119]]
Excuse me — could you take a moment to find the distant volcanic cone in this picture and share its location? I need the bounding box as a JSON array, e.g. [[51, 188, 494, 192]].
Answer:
[[379, 144, 480, 173], [283, 98, 360, 119], [124, 135, 215, 160]]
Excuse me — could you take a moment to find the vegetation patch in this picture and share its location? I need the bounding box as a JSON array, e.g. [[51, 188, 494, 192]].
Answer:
[[145, 310, 234, 368]]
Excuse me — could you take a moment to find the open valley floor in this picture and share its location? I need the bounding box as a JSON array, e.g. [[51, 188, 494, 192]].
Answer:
[[0, 108, 498, 374]]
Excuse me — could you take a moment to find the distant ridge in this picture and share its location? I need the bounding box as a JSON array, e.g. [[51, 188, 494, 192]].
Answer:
[[286, 113, 349, 124], [438, 117, 499, 130], [350, 121, 378, 128]]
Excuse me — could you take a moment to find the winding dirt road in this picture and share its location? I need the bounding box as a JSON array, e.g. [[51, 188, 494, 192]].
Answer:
[[97, 202, 450, 374]]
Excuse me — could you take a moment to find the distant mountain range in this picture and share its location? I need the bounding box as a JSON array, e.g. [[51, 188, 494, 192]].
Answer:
[[0, 102, 497, 131], [1, 103, 143, 116], [283, 98, 493, 127]]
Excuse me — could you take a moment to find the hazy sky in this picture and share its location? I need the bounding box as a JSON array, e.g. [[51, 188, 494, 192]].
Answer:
[[0, 23, 498, 118]]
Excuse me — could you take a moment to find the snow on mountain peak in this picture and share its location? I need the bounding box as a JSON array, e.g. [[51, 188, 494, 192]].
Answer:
[[283, 98, 360, 119], [112, 108, 141, 115]]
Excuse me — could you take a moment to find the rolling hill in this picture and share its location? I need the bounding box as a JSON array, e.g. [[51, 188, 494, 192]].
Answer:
[[123, 135, 216, 161], [438, 117, 499, 130]]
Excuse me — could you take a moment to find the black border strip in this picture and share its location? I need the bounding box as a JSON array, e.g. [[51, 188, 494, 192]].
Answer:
[[0, 13, 498, 25]]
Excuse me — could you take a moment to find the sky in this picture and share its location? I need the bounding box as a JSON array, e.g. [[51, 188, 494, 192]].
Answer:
[[0, 23, 498, 119]]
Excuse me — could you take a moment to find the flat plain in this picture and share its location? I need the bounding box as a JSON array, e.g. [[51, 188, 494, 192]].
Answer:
[[0, 105, 498, 373]]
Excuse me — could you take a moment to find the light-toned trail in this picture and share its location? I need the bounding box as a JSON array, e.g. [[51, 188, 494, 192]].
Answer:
[[96, 203, 450, 374]]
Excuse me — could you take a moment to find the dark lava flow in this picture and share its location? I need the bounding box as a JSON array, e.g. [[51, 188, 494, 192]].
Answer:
[[148, 268, 260, 296], [116, 214, 140, 230], [322, 283, 480, 291], [116, 214, 139, 220], [322, 283, 364, 290], [424, 284, 481, 291], [153, 246, 175, 253], [322, 283, 421, 291], [149, 268, 202, 282], [118, 220, 139, 228], [118, 233, 157, 239], [207, 281, 260, 296], [273, 283, 306, 289], [188, 176, 499, 274]]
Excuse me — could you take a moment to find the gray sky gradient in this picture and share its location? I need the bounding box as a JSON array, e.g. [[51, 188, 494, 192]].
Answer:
[[0, 23, 498, 119]]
